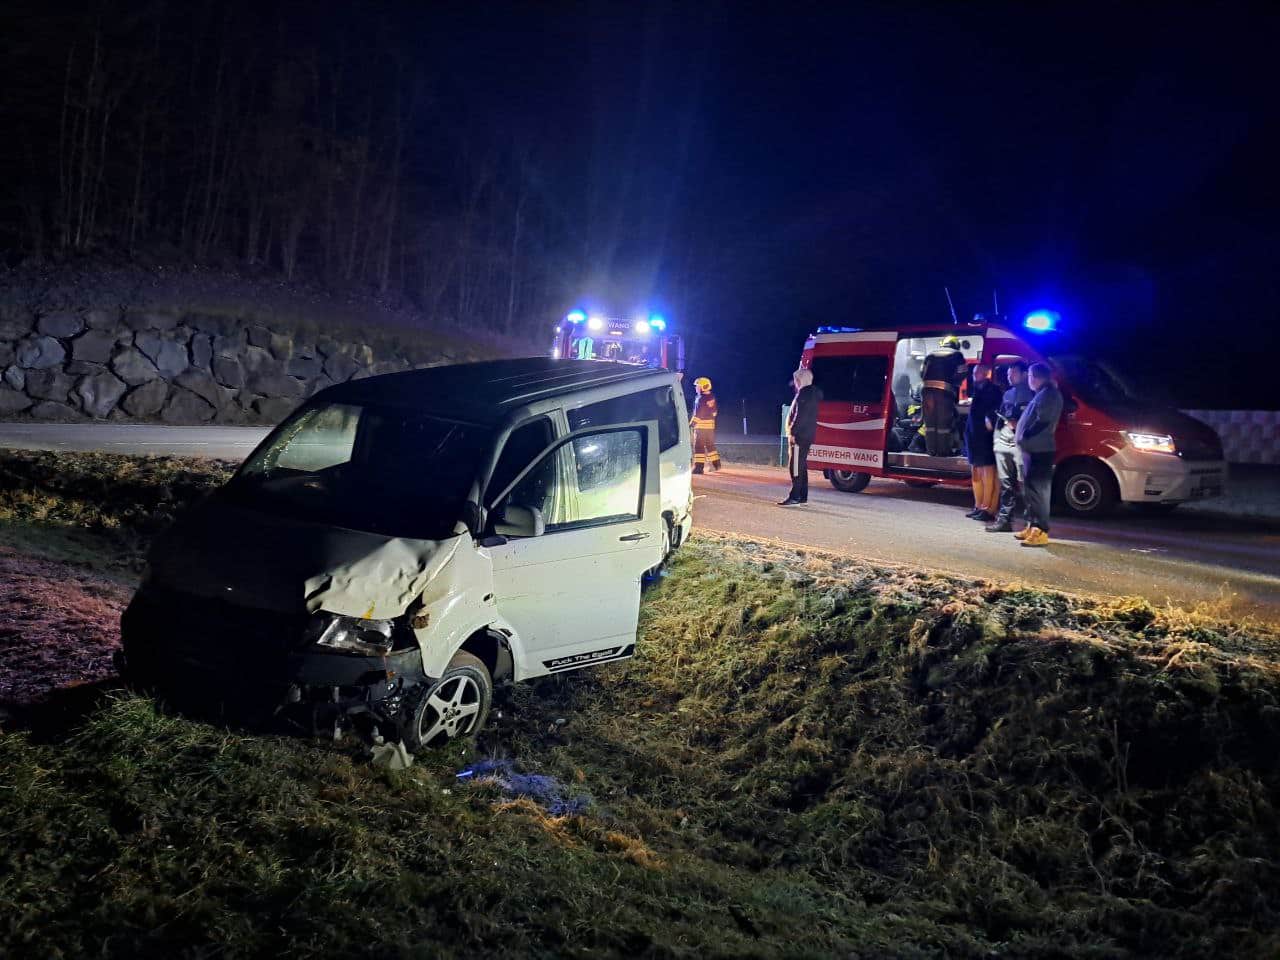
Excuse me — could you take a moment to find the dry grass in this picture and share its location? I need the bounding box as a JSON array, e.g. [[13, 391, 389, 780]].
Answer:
[[1, 454, 1278, 957], [0, 449, 232, 572]]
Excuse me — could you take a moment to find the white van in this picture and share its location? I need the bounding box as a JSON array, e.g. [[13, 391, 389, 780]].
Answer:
[[121, 359, 692, 751]]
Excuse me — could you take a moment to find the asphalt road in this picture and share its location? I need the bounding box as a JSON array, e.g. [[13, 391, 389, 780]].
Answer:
[[694, 465, 1280, 622], [3, 422, 1278, 621], [0, 421, 272, 459]]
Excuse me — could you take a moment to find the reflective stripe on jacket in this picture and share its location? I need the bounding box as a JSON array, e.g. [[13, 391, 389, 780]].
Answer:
[[691, 392, 718, 429]]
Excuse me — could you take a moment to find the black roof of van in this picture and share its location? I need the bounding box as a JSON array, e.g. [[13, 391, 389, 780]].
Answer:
[[316, 357, 672, 425]]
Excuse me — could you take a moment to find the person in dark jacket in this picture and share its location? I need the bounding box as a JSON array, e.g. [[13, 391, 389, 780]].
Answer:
[[985, 360, 1034, 533], [690, 376, 720, 474], [921, 334, 968, 455], [779, 367, 823, 505], [1014, 362, 1063, 546], [963, 364, 1003, 521]]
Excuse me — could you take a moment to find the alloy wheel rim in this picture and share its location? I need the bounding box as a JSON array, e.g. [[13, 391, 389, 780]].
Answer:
[[1067, 474, 1100, 511], [419, 675, 482, 745]]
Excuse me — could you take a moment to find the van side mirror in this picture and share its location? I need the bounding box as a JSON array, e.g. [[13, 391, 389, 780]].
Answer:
[[493, 505, 545, 538]]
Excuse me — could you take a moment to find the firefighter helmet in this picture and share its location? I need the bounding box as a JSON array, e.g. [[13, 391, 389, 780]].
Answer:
[[694, 376, 712, 392], [939, 334, 962, 350]]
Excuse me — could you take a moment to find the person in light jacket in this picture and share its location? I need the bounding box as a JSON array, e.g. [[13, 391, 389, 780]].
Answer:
[[779, 368, 823, 505], [985, 360, 1034, 533], [1014, 362, 1063, 547]]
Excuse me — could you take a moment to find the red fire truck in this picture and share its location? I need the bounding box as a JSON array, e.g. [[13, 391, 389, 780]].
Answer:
[[797, 317, 1227, 517], [551, 311, 685, 373]]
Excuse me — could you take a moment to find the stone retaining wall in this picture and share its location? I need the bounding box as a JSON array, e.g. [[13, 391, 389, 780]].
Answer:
[[0, 308, 496, 424], [1183, 410, 1280, 465]]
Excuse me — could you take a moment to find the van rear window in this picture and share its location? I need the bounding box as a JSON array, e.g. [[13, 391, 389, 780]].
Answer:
[[568, 387, 680, 452], [810, 356, 889, 405]]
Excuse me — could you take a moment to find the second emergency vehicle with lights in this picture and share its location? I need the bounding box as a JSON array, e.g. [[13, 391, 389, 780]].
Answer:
[[795, 315, 1228, 517]]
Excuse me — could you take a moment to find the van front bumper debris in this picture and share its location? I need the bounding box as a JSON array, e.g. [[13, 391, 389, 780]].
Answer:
[[120, 586, 429, 725]]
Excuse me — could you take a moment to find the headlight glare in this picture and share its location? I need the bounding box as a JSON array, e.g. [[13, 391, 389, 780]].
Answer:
[[308, 614, 395, 656], [1125, 431, 1177, 454]]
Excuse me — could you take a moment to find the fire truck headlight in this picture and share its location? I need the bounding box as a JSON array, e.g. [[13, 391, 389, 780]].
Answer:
[[587, 316, 605, 332], [634, 319, 650, 335], [1125, 432, 1177, 455]]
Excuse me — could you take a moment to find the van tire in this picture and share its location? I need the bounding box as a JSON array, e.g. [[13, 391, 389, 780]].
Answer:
[[1053, 459, 1118, 518], [402, 652, 493, 753], [829, 470, 871, 493]]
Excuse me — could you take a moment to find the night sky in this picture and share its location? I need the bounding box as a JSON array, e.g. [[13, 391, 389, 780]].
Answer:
[[7, 1, 1278, 412], [423, 1, 1279, 411]]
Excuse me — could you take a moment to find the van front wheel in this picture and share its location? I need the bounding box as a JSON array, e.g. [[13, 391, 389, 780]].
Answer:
[[1053, 460, 1118, 518], [829, 470, 871, 493], [403, 652, 493, 753]]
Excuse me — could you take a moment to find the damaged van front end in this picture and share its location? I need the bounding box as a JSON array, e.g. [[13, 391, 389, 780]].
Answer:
[[120, 397, 497, 738], [121, 510, 472, 737]]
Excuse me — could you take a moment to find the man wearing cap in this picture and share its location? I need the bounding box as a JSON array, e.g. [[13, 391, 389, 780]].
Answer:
[[690, 376, 721, 474]]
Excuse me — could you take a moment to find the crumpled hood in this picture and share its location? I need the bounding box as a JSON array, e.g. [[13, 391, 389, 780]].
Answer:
[[147, 497, 461, 619]]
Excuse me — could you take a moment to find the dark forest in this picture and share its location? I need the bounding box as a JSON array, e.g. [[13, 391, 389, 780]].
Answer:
[[0, 2, 615, 341], [3, 2, 1278, 408]]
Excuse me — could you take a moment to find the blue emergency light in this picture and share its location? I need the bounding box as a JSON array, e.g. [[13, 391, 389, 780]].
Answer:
[[649, 314, 666, 331], [1023, 310, 1059, 333], [565, 310, 586, 324]]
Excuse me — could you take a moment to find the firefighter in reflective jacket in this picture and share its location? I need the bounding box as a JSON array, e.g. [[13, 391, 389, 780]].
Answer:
[[690, 376, 721, 474], [921, 334, 967, 456]]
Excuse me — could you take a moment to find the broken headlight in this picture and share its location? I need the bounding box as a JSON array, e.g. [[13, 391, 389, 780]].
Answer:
[[307, 614, 395, 656]]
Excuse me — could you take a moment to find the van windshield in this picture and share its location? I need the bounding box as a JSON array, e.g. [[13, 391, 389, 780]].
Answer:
[[230, 402, 491, 539], [1050, 355, 1145, 408]]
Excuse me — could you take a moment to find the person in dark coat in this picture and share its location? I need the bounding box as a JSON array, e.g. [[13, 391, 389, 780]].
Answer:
[[921, 334, 967, 455], [690, 376, 720, 474], [779, 367, 823, 505], [963, 364, 1003, 521]]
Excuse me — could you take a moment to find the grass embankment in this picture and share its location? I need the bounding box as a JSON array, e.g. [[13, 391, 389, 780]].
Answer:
[[1, 451, 1279, 957], [0, 449, 232, 573]]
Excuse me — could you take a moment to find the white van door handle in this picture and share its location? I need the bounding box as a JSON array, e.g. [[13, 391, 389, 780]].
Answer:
[[618, 532, 651, 542]]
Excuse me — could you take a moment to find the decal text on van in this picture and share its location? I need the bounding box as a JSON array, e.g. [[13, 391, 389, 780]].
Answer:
[[808, 445, 885, 469]]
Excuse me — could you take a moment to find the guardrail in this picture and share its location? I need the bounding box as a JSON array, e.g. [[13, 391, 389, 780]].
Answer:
[[1184, 410, 1280, 465]]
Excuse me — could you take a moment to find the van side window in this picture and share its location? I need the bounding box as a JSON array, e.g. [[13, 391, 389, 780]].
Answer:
[[505, 429, 644, 532], [809, 356, 889, 405], [568, 387, 680, 452], [488, 417, 553, 501]]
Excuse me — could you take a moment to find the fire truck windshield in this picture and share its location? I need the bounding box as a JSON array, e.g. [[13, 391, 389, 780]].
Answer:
[[568, 333, 659, 366], [1051, 355, 1144, 408]]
